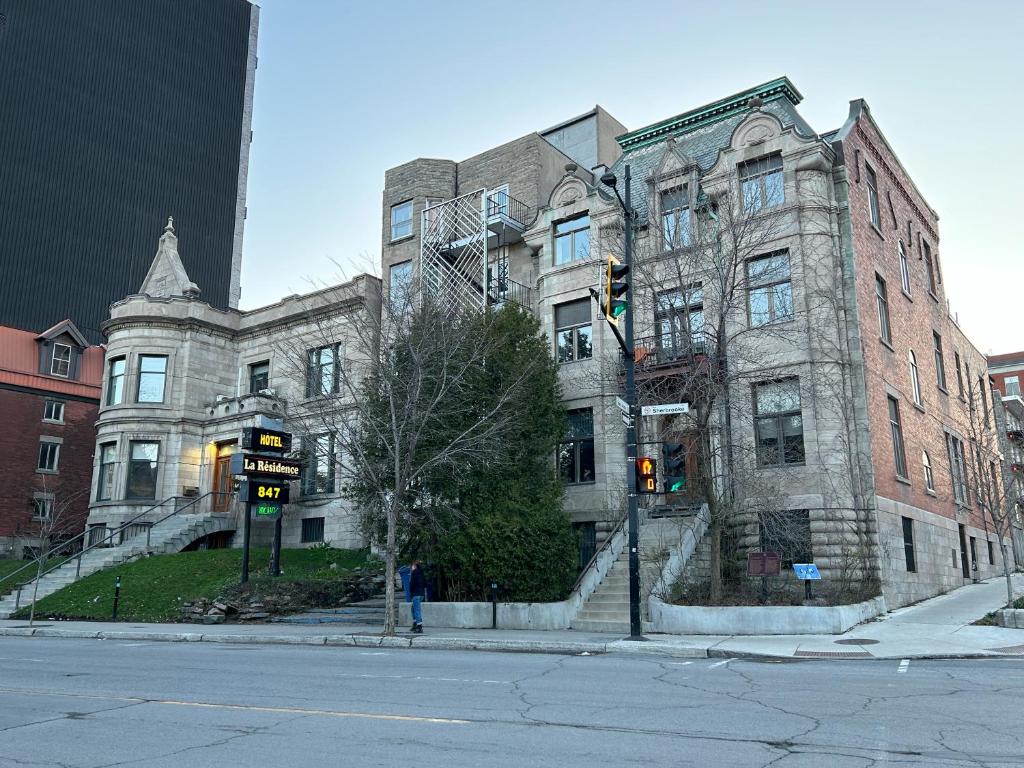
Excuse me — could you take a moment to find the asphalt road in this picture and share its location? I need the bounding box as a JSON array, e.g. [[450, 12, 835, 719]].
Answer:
[[1, 637, 1023, 767]]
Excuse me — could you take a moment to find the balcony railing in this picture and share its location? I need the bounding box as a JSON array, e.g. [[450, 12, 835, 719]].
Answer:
[[488, 275, 532, 310], [632, 334, 707, 371], [486, 189, 532, 230]]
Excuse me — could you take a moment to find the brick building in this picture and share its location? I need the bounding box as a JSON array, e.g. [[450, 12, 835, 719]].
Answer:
[[988, 351, 1024, 397], [0, 321, 103, 558]]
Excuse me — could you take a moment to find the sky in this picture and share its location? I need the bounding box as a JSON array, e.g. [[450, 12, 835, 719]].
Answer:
[[239, 0, 1023, 354]]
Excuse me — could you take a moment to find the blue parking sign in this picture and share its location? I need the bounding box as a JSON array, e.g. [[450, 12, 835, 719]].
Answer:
[[793, 563, 821, 580]]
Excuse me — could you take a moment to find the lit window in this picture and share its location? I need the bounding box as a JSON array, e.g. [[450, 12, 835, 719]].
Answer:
[[865, 164, 881, 229], [559, 409, 595, 484], [554, 300, 592, 363], [739, 154, 784, 213], [754, 379, 805, 466], [661, 187, 691, 251], [747, 251, 793, 326], [137, 355, 167, 403], [390, 200, 413, 241], [888, 396, 908, 478], [554, 215, 590, 266]]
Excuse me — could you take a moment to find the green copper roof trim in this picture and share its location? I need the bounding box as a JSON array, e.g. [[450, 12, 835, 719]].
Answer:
[[616, 77, 803, 153]]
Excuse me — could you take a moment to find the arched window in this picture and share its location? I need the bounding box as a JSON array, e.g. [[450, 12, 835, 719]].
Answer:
[[909, 350, 923, 407], [923, 451, 935, 492]]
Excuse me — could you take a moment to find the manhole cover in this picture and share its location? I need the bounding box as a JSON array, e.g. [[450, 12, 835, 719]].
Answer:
[[835, 638, 880, 645]]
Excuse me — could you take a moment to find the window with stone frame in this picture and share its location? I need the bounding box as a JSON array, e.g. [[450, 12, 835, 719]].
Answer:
[[754, 379, 805, 467], [106, 357, 126, 406], [661, 186, 691, 251], [37, 440, 60, 472], [301, 434, 336, 495], [390, 200, 413, 241], [137, 355, 167, 403], [747, 250, 794, 327], [126, 441, 159, 499], [306, 345, 339, 397], [249, 360, 270, 394], [43, 400, 64, 423], [554, 299, 593, 364], [875, 273, 892, 344], [301, 517, 325, 544], [946, 432, 969, 506], [932, 332, 947, 391], [922, 451, 935, 492], [888, 396, 908, 479], [909, 350, 923, 407], [902, 516, 917, 572], [97, 443, 117, 501], [655, 284, 704, 358], [865, 164, 881, 229], [559, 408, 595, 485], [923, 240, 937, 295], [759, 509, 811, 567], [32, 495, 53, 521], [553, 214, 590, 266], [739, 154, 784, 213]]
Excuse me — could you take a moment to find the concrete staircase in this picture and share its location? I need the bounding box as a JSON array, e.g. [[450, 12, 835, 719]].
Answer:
[[571, 514, 702, 633], [0, 512, 236, 618]]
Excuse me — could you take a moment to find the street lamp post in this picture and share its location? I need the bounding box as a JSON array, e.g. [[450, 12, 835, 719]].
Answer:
[[602, 164, 645, 641]]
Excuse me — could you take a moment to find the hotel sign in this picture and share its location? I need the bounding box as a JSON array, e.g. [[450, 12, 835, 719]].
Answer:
[[242, 427, 292, 453], [231, 453, 302, 480]]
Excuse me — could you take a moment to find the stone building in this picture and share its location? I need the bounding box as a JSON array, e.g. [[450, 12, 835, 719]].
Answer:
[[84, 220, 381, 551], [382, 77, 1012, 608], [0, 320, 104, 557]]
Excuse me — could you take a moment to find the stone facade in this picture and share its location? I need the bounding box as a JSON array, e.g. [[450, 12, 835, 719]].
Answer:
[[86, 223, 381, 551]]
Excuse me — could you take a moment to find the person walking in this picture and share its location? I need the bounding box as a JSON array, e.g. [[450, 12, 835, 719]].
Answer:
[[409, 559, 426, 634]]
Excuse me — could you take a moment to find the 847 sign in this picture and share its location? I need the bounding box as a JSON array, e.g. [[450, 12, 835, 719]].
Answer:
[[239, 480, 290, 505]]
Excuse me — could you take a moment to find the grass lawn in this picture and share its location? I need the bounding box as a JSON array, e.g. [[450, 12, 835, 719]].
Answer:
[[13, 547, 371, 623]]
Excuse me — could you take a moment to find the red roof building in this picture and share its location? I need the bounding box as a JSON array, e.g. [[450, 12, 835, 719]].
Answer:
[[0, 320, 103, 558]]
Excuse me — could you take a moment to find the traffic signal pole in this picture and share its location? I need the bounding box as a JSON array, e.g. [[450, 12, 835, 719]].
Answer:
[[621, 164, 644, 641]]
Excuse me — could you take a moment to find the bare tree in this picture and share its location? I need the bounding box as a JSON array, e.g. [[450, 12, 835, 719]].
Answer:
[[275, 274, 546, 634]]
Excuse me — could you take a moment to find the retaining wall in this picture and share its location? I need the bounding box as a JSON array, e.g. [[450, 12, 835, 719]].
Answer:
[[646, 595, 887, 635]]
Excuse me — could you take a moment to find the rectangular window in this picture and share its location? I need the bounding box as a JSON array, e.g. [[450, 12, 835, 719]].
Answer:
[[1007, 376, 1021, 397], [554, 300, 592, 363], [389, 260, 413, 310], [747, 251, 793, 326], [423, 198, 443, 234], [909, 351, 923, 407], [32, 496, 53, 521], [137, 355, 168, 403], [988, 539, 995, 565], [97, 443, 116, 501], [249, 360, 270, 394], [43, 400, 64, 423], [739, 154, 784, 213], [559, 408, 595, 484], [979, 377, 990, 427], [106, 357, 126, 406], [932, 332, 947, 391], [923, 240, 937, 295], [37, 440, 60, 472], [946, 433, 968, 506], [754, 379, 805, 466], [655, 285, 705, 357], [390, 200, 413, 241], [875, 274, 891, 344], [888, 396, 908, 478], [902, 516, 917, 573], [50, 343, 72, 377], [302, 434, 336, 495], [661, 187, 691, 251], [954, 352, 965, 397], [126, 441, 159, 499], [865, 164, 881, 229], [553, 214, 590, 266], [307, 345, 339, 397], [923, 451, 935, 492], [898, 241, 911, 295], [301, 517, 326, 544], [759, 509, 811, 567]]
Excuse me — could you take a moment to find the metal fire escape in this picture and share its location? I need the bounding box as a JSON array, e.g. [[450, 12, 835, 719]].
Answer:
[[420, 188, 533, 313]]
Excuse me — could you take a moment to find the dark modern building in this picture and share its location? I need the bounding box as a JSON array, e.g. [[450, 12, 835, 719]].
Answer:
[[0, 0, 259, 342]]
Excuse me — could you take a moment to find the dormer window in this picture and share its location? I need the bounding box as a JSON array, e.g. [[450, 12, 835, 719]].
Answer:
[[50, 343, 72, 377]]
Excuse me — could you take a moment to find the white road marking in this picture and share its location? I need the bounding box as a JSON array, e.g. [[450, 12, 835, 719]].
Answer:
[[353, 673, 508, 685], [358, 652, 390, 656], [665, 661, 693, 666], [897, 659, 910, 674], [159, 699, 470, 724], [118, 643, 150, 647], [708, 659, 735, 669]]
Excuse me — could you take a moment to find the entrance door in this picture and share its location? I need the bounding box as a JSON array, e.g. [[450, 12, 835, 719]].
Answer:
[[969, 536, 978, 578], [212, 441, 237, 512], [958, 524, 970, 578]]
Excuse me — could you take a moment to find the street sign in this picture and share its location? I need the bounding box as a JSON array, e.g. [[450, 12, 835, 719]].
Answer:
[[792, 563, 821, 580], [231, 453, 302, 480], [615, 396, 630, 415], [242, 426, 292, 453], [239, 480, 290, 504], [621, 413, 632, 427], [747, 552, 782, 577], [641, 402, 690, 417]]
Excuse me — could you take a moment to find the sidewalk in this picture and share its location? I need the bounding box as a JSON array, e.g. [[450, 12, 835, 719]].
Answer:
[[2, 575, 1022, 661]]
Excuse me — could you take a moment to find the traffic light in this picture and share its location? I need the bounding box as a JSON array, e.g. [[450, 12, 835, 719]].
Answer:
[[636, 457, 658, 494], [604, 255, 630, 325], [662, 442, 686, 493]]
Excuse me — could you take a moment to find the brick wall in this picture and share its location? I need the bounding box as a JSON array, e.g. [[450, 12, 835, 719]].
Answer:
[[0, 388, 97, 554]]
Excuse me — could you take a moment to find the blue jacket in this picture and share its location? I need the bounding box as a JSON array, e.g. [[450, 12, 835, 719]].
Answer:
[[409, 566, 426, 598]]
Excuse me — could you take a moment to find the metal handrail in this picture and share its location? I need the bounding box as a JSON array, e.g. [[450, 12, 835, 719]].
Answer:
[[488, 276, 532, 310], [3, 491, 232, 601], [486, 190, 532, 229], [570, 513, 628, 595]]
